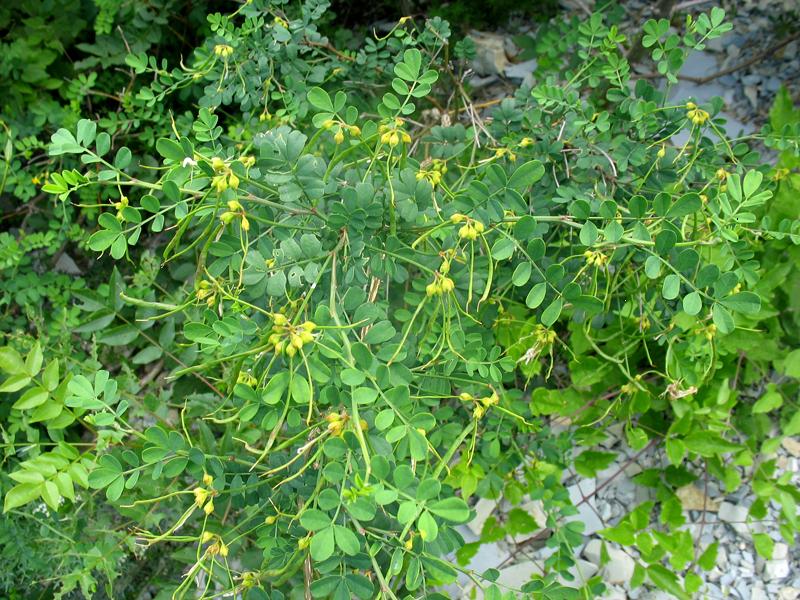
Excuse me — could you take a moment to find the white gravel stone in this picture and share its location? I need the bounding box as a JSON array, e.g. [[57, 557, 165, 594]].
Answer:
[[583, 539, 602, 565], [468, 497, 498, 536], [765, 559, 791, 581], [603, 547, 635, 584], [782, 437, 800, 457]]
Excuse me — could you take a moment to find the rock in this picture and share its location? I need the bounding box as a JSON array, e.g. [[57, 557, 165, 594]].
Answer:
[[774, 543, 789, 560], [565, 479, 604, 535], [603, 548, 635, 584], [495, 560, 543, 589], [765, 559, 791, 581], [510, 499, 547, 544], [751, 587, 770, 600], [676, 484, 720, 512], [55, 252, 82, 275], [779, 587, 800, 600], [679, 50, 717, 79], [468, 497, 497, 536], [601, 585, 627, 600], [744, 85, 759, 110], [583, 539, 603, 565], [741, 73, 762, 86], [719, 501, 748, 523], [469, 31, 509, 76], [765, 77, 781, 94], [560, 559, 598, 587], [504, 59, 538, 87], [782, 437, 800, 457]]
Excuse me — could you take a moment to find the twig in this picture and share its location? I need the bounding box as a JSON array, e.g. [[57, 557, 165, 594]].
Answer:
[[639, 31, 800, 85]]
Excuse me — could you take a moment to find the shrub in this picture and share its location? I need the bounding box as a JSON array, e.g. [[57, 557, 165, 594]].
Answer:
[[1, 1, 799, 598]]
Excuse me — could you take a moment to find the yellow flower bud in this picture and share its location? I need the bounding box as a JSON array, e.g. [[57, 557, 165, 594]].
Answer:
[[300, 331, 314, 344], [201, 531, 215, 543], [219, 542, 229, 557], [450, 213, 465, 223], [265, 515, 277, 525], [459, 392, 473, 401], [211, 157, 226, 171], [203, 473, 213, 487], [285, 343, 297, 358], [204, 499, 215, 515], [227, 199, 242, 211], [194, 488, 208, 507], [302, 321, 316, 332], [228, 172, 239, 190], [334, 129, 345, 144], [389, 132, 400, 147], [241, 216, 250, 231], [212, 175, 228, 193]]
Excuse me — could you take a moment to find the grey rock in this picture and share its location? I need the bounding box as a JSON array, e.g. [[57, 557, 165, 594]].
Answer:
[[765, 77, 781, 93], [744, 85, 759, 109], [55, 252, 82, 275]]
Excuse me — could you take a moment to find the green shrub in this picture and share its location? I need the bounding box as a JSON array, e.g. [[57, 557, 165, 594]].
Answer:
[[1, 1, 799, 598]]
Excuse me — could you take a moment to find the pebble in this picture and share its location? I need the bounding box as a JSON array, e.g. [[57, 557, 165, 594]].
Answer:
[[782, 437, 800, 457], [603, 547, 635, 584], [765, 559, 791, 581]]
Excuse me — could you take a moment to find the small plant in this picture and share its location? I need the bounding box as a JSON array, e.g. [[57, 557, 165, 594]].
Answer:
[[1, 1, 799, 598]]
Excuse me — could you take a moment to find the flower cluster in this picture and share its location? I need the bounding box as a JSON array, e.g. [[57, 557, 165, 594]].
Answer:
[[458, 390, 499, 419], [584, 249, 609, 268], [193, 474, 217, 516], [268, 313, 316, 357], [425, 273, 455, 296], [201, 531, 229, 557], [322, 119, 361, 144], [686, 102, 710, 126], [379, 118, 411, 147], [416, 159, 447, 187], [196, 280, 216, 307], [219, 199, 249, 231], [210, 157, 240, 193], [213, 44, 233, 58], [325, 410, 356, 436], [451, 213, 485, 240]]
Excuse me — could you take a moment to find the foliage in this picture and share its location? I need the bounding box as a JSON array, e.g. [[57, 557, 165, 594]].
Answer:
[[1, 1, 800, 598]]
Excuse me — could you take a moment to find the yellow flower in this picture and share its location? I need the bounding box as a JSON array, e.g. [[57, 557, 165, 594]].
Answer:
[[213, 44, 234, 58], [686, 103, 710, 125]]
